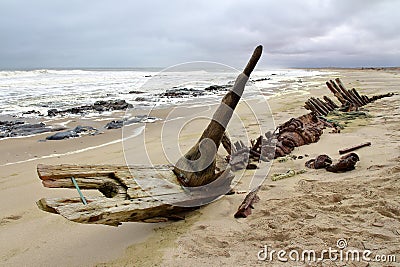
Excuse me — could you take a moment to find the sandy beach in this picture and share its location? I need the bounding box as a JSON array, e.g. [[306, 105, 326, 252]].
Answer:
[[1, 68, 399, 266]]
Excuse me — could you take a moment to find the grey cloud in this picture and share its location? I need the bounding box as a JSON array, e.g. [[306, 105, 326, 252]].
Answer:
[[0, 0, 399, 69]]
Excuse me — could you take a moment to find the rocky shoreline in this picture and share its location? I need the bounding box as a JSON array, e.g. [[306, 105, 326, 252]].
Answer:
[[47, 99, 133, 116], [1, 79, 268, 140], [0, 120, 66, 139]]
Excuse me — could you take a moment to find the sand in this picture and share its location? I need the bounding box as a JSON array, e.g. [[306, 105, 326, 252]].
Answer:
[[0, 68, 399, 266]]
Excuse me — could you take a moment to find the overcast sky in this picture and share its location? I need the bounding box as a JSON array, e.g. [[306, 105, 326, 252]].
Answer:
[[0, 0, 399, 69]]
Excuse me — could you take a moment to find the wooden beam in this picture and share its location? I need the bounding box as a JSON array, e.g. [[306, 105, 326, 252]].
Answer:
[[173, 45, 263, 187], [339, 142, 371, 154]]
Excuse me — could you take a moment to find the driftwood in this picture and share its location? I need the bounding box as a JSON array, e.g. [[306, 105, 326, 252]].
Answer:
[[339, 142, 371, 154], [234, 186, 260, 218], [37, 46, 263, 226]]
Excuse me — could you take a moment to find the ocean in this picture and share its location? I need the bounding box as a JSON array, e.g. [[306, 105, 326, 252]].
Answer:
[[0, 67, 331, 118]]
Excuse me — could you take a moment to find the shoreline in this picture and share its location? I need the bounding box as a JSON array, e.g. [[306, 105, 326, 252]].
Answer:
[[0, 68, 399, 266]]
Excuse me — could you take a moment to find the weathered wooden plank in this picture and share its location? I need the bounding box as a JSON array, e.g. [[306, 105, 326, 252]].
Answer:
[[37, 163, 234, 225], [37, 196, 193, 226]]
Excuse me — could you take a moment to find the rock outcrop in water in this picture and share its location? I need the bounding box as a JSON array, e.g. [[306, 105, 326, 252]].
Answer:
[[160, 88, 205, 98], [204, 84, 231, 92], [0, 120, 65, 138], [159, 84, 232, 98], [22, 110, 42, 116], [47, 100, 133, 116]]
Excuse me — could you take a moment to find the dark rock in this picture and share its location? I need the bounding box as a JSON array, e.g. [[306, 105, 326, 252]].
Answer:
[[47, 100, 133, 116], [0, 120, 24, 127], [73, 125, 98, 134], [135, 97, 147, 102], [0, 120, 65, 138], [252, 77, 271, 82], [22, 110, 42, 116], [104, 115, 159, 130], [46, 125, 99, 140], [104, 120, 124, 129], [129, 90, 145, 94], [48, 109, 58, 116], [160, 88, 205, 98], [204, 85, 230, 91], [46, 130, 78, 140], [93, 100, 133, 111]]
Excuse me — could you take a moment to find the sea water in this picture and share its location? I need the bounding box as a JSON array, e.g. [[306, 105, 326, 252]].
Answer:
[[0, 68, 330, 118]]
